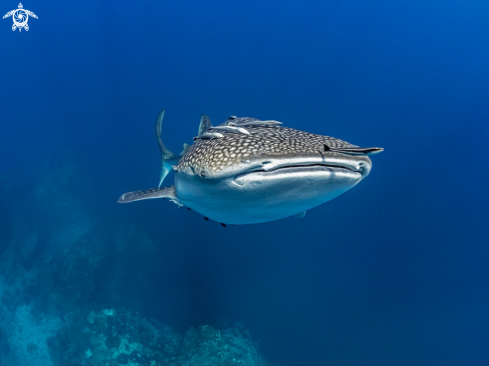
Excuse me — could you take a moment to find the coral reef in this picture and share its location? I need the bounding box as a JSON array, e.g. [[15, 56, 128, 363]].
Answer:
[[0, 159, 271, 366], [83, 308, 180, 366], [179, 324, 265, 366], [49, 308, 265, 366], [7, 304, 63, 366]]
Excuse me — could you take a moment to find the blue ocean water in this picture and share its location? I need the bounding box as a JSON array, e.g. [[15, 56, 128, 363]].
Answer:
[[1, 0, 488, 365]]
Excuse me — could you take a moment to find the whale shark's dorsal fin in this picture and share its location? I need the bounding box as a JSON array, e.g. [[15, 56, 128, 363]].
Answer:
[[198, 114, 212, 137], [118, 186, 183, 207]]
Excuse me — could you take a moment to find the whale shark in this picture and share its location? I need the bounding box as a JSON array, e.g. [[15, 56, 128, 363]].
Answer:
[[118, 110, 383, 225]]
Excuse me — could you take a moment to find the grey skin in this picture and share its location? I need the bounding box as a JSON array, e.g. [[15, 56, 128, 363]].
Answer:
[[118, 110, 383, 225]]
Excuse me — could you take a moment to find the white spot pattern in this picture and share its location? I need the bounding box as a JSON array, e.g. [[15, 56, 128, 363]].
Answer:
[[178, 118, 356, 175]]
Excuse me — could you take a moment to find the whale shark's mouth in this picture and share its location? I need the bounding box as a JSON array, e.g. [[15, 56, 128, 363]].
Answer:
[[248, 161, 363, 174], [262, 163, 358, 173], [233, 163, 363, 186]]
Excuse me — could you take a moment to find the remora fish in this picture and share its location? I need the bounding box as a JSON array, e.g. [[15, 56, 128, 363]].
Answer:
[[118, 111, 383, 225]]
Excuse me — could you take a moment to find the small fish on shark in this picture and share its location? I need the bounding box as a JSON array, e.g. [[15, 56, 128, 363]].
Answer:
[[118, 110, 383, 225]]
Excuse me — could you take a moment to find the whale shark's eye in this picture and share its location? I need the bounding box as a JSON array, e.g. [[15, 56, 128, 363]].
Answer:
[[200, 171, 206, 179]]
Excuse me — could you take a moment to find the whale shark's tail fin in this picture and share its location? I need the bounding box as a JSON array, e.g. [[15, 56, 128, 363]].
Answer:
[[155, 109, 190, 187], [156, 110, 212, 187]]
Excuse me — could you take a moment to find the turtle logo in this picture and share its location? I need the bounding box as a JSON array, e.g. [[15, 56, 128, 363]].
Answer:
[[3, 3, 37, 32]]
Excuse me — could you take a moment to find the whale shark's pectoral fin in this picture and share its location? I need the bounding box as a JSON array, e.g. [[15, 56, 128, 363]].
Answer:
[[295, 211, 307, 219], [118, 186, 183, 207]]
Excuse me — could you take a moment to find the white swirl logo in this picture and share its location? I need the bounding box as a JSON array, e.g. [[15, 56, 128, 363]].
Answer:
[[3, 3, 37, 32], [14, 9, 27, 26]]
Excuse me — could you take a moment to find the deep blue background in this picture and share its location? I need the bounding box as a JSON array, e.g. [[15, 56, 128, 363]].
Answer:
[[1, 0, 488, 365]]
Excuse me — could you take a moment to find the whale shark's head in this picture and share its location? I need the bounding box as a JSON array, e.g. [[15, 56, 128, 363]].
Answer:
[[175, 118, 379, 224]]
